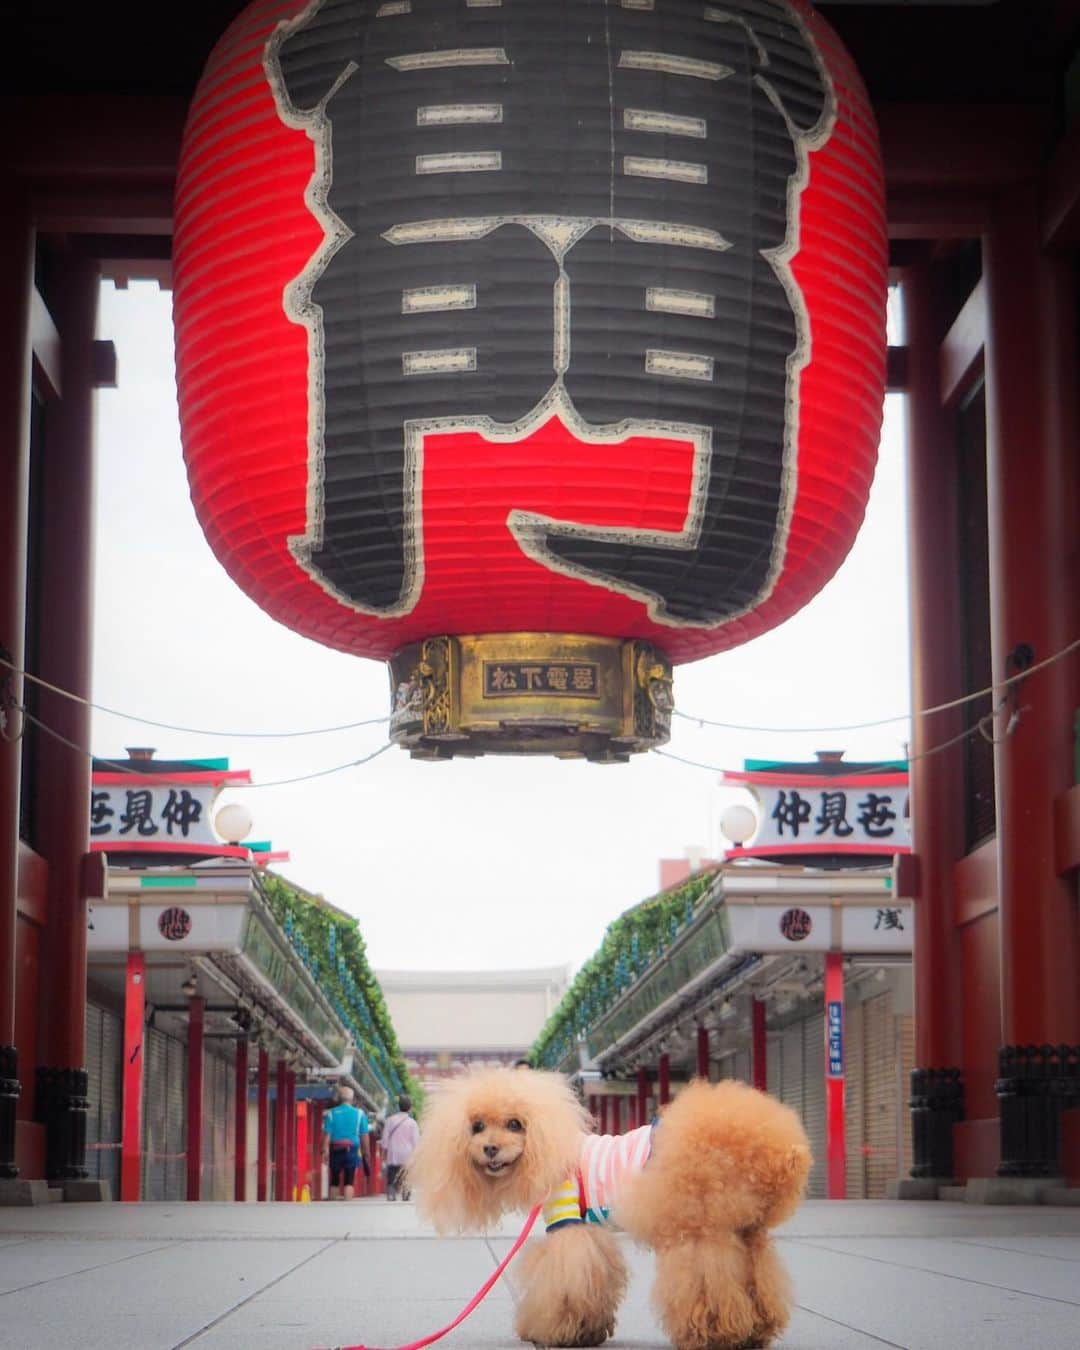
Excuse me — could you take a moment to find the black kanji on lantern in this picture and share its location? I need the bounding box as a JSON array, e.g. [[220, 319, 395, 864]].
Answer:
[[268, 0, 831, 624]]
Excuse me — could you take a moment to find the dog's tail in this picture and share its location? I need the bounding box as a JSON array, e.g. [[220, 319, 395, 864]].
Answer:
[[615, 1079, 812, 1244]]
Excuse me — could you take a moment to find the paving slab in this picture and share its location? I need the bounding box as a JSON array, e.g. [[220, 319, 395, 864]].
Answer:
[[782, 1238, 1080, 1350], [789, 1234, 1080, 1304], [0, 1237, 328, 1350], [0, 1236, 174, 1295], [0, 1199, 1077, 1350]]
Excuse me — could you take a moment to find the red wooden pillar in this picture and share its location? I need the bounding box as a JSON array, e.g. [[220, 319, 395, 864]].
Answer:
[[120, 953, 145, 1202], [186, 996, 205, 1202], [751, 998, 768, 1092], [598, 1095, 608, 1135], [286, 1070, 296, 1200], [610, 1096, 622, 1135], [311, 1101, 323, 1200], [824, 952, 846, 1200], [370, 1126, 381, 1195], [983, 191, 1080, 1179], [904, 261, 967, 1070], [984, 190, 1080, 1049], [0, 197, 33, 1111], [696, 1025, 710, 1080], [310, 1101, 319, 1196], [35, 256, 99, 1156], [636, 1067, 649, 1126], [256, 1048, 269, 1202], [234, 1037, 248, 1202], [295, 1099, 308, 1201], [658, 1053, 670, 1106], [274, 1060, 287, 1200]]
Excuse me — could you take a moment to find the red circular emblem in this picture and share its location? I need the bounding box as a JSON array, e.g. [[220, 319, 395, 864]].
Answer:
[[779, 908, 813, 942], [158, 907, 193, 942]]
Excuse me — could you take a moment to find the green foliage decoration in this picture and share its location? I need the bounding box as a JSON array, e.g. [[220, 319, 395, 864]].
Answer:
[[257, 872, 422, 1109], [529, 869, 717, 1071]]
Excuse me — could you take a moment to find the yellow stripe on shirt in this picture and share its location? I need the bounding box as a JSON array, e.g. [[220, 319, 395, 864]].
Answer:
[[542, 1176, 582, 1230]]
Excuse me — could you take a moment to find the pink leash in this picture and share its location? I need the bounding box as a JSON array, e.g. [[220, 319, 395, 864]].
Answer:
[[319, 1204, 542, 1350]]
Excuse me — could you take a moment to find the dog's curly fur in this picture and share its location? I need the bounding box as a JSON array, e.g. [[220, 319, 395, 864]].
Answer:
[[406, 1068, 811, 1350]]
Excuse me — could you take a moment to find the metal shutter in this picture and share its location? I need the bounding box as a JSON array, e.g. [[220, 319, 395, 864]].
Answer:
[[898, 1011, 916, 1183], [85, 1004, 105, 1182], [844, 997, 866, 1199], [203, 1050, 235, 1201], [200, 1049, 216, 1200], [98, 1007, 122, 1200], [780, 1023, 803, 1118], [862, 992, 897, 1198], [165, 1033, 187, 1201], [766, 1030, 782, 1098], [142, 1026, 167, 1201], [802, 1011, 826, 1199], [143, 1026, 188, 1201]]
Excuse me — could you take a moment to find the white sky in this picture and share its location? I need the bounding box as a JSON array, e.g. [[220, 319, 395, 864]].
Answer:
[[90, 281, 909, 976]]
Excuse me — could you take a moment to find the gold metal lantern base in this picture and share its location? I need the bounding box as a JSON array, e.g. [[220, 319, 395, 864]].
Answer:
[[388, 634, 673, 762]]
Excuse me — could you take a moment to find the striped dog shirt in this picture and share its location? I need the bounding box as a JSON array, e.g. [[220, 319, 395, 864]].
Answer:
[[542, 1124, 654, 1230]]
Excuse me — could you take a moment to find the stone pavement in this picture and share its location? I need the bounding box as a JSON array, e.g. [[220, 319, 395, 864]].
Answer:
[[0, 1198, 1078, 1350]]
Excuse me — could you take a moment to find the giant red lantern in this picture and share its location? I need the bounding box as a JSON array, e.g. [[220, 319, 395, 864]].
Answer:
[[175, 0, 886, 761]]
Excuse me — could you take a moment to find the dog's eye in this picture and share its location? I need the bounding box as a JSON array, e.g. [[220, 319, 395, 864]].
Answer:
[[471, 1120, 485, 1135], [506, 1118, 523, 1132]]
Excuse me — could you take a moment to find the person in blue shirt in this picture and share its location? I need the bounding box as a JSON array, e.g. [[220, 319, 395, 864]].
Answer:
[[321, 1084, 370, 1200]]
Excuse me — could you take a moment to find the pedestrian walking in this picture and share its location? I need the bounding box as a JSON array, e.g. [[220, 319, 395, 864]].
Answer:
[[321, 1084, 370, 1201], [381, 1093, 420, 1201]]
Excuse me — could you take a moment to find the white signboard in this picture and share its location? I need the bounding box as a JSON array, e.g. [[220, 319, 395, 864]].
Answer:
[[727, 902, 913, 955], [86, 901, 248, 953], [90, 782, 220, 847], [728, 904, 834, 952], [841, 902, 913, 952], [139, 903, 247, 951], [724, 776, 911, 855]]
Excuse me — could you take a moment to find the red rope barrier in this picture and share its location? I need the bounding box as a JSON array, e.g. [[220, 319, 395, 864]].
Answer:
[[317, 1205, 542, 1350]]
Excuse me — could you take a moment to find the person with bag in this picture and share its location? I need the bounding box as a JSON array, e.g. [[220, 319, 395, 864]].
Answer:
[[321, 1084, 370, 1200], [381, 1093, 420, 1201]]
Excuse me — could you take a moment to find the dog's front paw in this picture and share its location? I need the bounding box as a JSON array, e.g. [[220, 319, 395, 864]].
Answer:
[[516, 1309, 615, 1348], [513, 1224, 628, 1348]]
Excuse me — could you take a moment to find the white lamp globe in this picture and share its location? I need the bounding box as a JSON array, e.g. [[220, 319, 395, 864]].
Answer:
[[215, 801, 254, 844], [720, 803, 757, 847]]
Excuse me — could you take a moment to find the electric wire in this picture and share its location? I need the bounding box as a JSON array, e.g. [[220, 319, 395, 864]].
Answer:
[[0, 653, 390, 738], [0, 635, 1071, 788], [0, 632, 1075, 741], [671, 635, 1078, 734], [652, 709, 1008, 776], [18, 706, 394, 788]]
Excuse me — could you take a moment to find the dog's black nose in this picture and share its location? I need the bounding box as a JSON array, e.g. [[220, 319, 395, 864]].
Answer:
[[483, 1144, 499, 1160]]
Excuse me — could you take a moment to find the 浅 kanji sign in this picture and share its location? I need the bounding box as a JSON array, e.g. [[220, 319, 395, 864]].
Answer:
[[720, 766, 911, 858]]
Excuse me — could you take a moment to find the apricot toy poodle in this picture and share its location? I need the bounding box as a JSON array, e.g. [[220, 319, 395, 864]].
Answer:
[[406, 1066, 811, 1350]]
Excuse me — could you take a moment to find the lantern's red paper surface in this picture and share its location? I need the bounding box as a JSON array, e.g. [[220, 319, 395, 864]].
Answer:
[[175, 0, 886, 665]]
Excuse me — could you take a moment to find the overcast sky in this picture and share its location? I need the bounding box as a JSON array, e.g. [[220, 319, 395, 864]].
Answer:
[[90, 281, 909, 976]]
